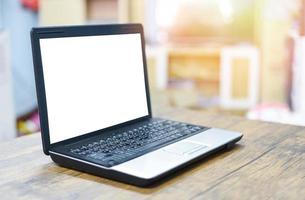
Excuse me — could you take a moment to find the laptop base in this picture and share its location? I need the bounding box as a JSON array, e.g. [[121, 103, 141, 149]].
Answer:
[[49, 135, 241, 187]]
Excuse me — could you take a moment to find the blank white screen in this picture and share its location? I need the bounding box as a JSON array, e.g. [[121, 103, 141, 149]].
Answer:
[[39, 33, 149, 144]]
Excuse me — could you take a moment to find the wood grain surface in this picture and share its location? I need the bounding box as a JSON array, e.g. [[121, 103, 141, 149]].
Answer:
[[1, 107, 305, 200]]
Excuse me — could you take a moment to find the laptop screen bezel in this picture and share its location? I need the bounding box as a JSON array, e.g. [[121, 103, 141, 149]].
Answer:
[[31, 24, 152, 155]]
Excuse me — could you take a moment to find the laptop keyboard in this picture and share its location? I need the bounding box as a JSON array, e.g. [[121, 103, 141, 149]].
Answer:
[[69, 119, 208, 167]]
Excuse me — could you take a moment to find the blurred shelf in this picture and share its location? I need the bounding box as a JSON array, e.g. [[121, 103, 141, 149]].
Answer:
[[39, 0, 144, 26]]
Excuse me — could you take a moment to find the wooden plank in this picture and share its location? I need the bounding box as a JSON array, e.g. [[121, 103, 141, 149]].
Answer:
[[1, 108, 305, 199]]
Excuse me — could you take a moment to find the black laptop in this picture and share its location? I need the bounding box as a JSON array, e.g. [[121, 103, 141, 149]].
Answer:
[[31, 24, 242, 186]]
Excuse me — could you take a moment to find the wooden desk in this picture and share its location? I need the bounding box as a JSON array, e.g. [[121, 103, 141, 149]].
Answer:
[[1, 108, 305, 199]]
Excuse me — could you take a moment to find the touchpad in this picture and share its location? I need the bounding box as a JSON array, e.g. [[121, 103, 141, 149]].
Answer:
[[163, 141, 208, 155]]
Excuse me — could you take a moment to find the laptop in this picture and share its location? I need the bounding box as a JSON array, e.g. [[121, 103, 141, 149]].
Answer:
[[31, 24, 242, 187]]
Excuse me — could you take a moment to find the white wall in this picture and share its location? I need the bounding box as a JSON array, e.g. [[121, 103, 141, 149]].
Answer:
[[0, 31, 16, 141]]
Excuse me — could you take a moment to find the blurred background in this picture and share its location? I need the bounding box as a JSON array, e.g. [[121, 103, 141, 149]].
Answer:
[[1, 0, 305, 141]]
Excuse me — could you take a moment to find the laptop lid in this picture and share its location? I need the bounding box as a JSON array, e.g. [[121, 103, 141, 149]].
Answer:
[[31, 24, 152, 155]]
